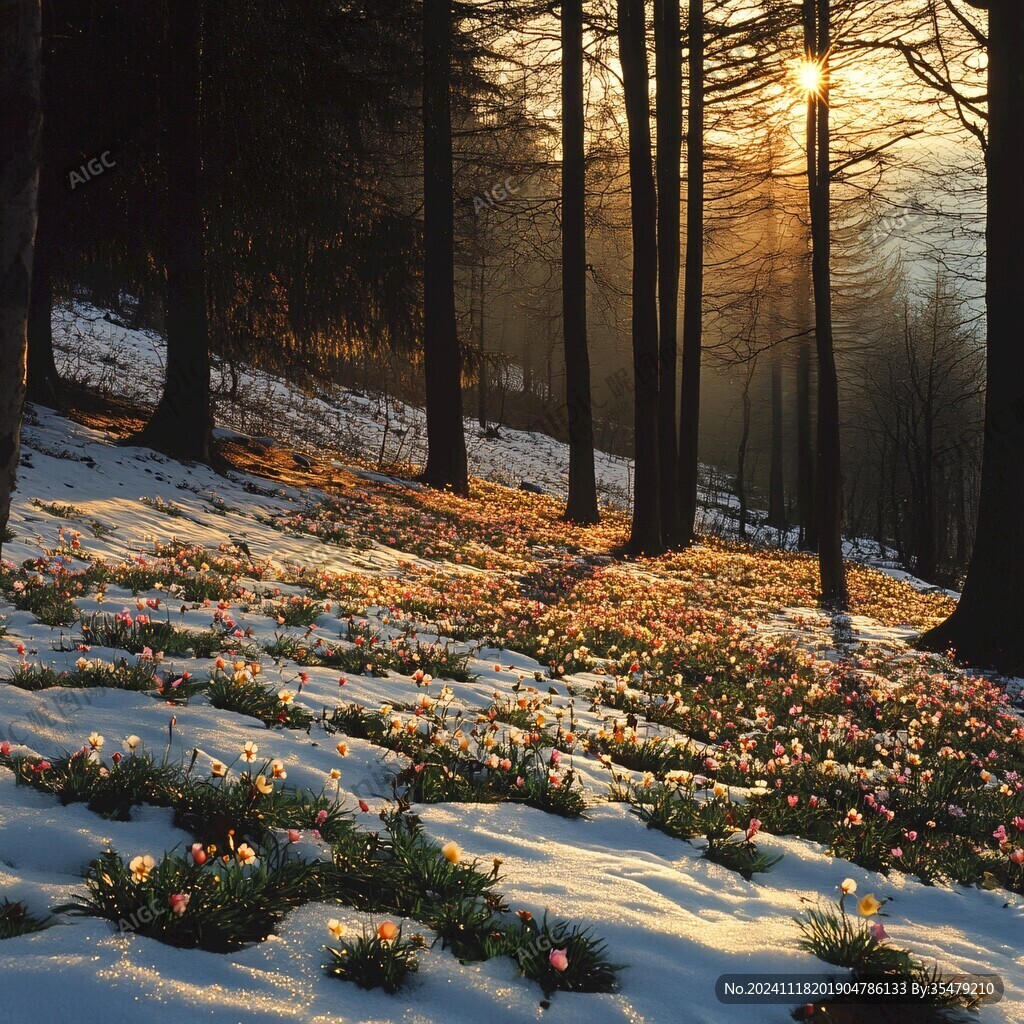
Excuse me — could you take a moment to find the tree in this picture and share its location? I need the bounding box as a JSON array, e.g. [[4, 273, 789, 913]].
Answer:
[[0, 0, 41, 554], [655, 0, 681, 542], [131, 0, 211, 462], [919, 1, 1024, 671], [560, 0, 600, 523], [421, 0, 469, 494], [806, 0, 848, 608], [618, 0, 663, 555], [677, 0, 704, 547]]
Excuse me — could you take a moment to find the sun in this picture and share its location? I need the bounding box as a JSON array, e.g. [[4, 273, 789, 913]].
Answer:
[[795, 59, 824, 97]]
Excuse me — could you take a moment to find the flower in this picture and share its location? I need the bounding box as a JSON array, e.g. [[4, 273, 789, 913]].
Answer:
[[335, 741, 349, 757], [1010, 848, 1024, 866], [254, 774, 274, 795], [840, 878, 857, 895], [327, 918, 345, 940], [441, 841, 461, 865], [358, 799, 370, 813], [123, 735, 141, 753], [129, 854, 155, 882], [242, 741, 259, 762], [288, 829, 301, 843], [210, 759, 227, 778], [857, 894, 883, 917], [549, 948, 569, 972], [236, 843, 257, 866], [169, 893, 190, 917], [88, 732, 104, 750], [377, 920, 399, 942], [271, 759, 287, 780], [190, 843, 207, 865]]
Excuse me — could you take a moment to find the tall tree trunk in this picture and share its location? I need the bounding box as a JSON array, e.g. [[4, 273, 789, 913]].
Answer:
[[768, 345, 786, 529], [477, 256, 487, 431], [796, 0, 817, 552], [26, 205, 61, 406], [677, 0, 704, 546], [809, 0, 847, 608], [26, 0, 61, 409], [561, 0, 599, 523], [0, 0, 41, 555], [132, 0, 211, 462], [618, 0, 663, 555], [919, 2, 1024, 671], [655, 0, 681, 542], [736, 368, 752, 538], [421, 0, 468, 494]]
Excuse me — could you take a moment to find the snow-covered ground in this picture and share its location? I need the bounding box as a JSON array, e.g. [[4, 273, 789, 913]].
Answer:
[[0, 307, 1017, 1023]]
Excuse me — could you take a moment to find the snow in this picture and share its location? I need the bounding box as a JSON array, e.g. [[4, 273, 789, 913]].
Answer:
[[0, 305, 1017, 1022]]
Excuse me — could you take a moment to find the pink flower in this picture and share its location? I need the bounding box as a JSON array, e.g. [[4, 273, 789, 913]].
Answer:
[[906, 831, 918, 842], [288, 829, 301, 843], [549, 948, 569, 972], [868, 922, 888, 942], [891, 847, 903, 859], [1010, 849, 1024, 866], [316, 809, 329, 826], [1012, 817, 1024, 832], [0, 741, 10, 756], [550, 749, 562, 766], [169, 893, 190, 917], [745, 818, 762, 840], [993, 825, 1008, 844], [787, 795, 799, 807]]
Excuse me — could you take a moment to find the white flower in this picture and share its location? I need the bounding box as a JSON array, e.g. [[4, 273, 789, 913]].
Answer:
[[242, 741, 259, 762], [88, 732, 105, 751], [123, 735, 142, 753], [129, 854, 155, 883]]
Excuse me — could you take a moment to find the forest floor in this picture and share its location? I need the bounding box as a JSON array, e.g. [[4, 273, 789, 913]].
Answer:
[[0, 308, 1019, 1023]]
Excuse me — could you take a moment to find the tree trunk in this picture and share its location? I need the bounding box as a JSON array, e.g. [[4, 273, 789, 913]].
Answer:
[[26, 205, 61, 407], [919, 2, 1024, 671], [677, 0, 704, 546], [796, 0, 817, 553], [736, 370, 752, 538], [0, 0, 41, 555], [26, 0, 61, 410], [618, 0, 663, 555], [131, 0, 211, 462], [655, 0, 681, 542], [477, 257, 487, 431], [809, 0, 847, 608], [560, 0, 599, 523], [420, 0, 468, 494], [768, 345, 786, 529]]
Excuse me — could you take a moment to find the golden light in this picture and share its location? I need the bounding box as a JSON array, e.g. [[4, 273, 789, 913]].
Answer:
[[795, 59, 824, 97]]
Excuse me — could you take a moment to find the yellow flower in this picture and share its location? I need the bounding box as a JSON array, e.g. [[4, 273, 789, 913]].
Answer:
[[236, 843, 257, 866], [210, 759, 227, 778], [88, 732, 105, 750], [857, 893, 882, 917], [840, 878, 857, 895], [271, 759, 287, 779], [255, 774, 274, 795], [129, 854, 155, 882], [441, 841, 461, 865], [277, 689, 295, 704], [329, 768, 341, 780], [242, 741, 259, 762], [327, 918, 345, 940], [713, 782, 730, 802]]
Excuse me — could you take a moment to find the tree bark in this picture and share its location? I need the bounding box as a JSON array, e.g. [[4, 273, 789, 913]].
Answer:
[[131, 0, 211, 462], [809, 0, 847, 608], [561, 0, 599, 523], [0, 0, 41, 555], [477, 256, 487, 431], [677, 0, 704, 546], [420, 0, 468, 494], [655, 0, 681, 542], [768, 345, 786, 529], [618, 0, 663, 555], [919, 1, 1024, 671]]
